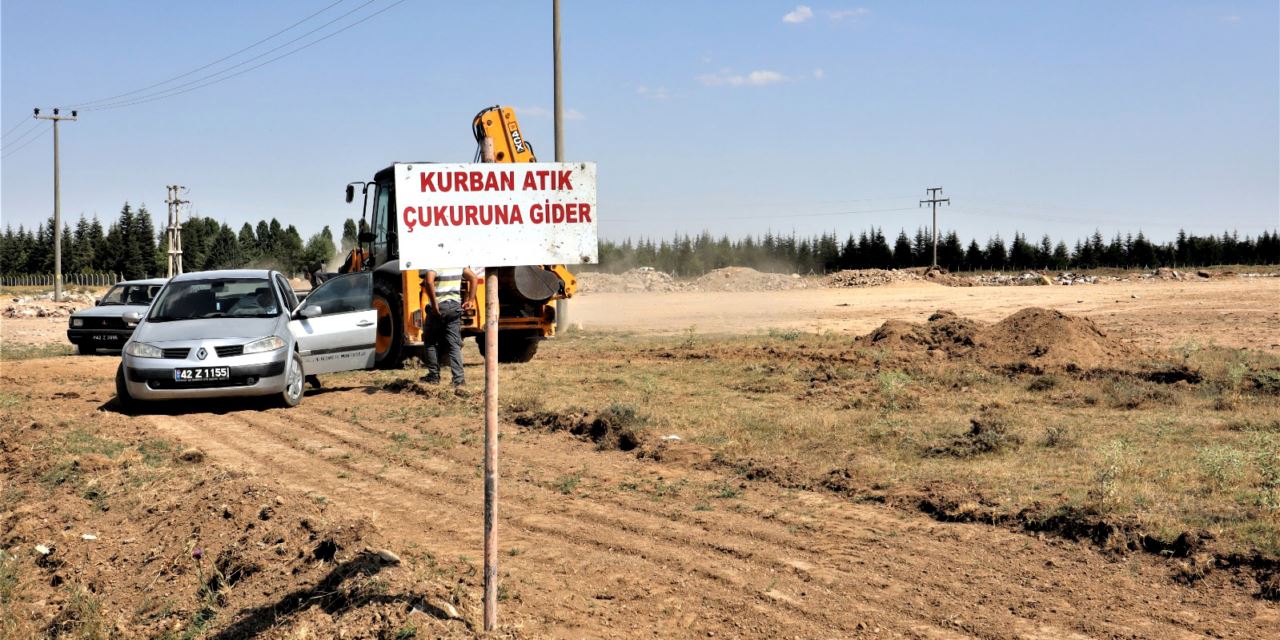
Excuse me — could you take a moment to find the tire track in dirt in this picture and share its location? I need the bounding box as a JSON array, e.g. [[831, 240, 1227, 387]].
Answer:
[[139, 399, 1231, 639], [147, 409, 891, 637], [226, 408, 889, 635]]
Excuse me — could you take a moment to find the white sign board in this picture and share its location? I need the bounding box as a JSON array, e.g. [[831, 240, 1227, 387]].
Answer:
[[395, 162, 597, 269]]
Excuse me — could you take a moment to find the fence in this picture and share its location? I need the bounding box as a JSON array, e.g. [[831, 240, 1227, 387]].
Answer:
[[0, 273, 124, 287]]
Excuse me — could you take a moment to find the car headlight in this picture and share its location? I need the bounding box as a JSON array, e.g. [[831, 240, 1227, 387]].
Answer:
[[124, 342, 163, 358], [71, 318, 83, 327], [243, 336, 286, 354]]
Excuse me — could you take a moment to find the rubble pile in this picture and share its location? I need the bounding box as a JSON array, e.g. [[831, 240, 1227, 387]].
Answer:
[[825, 269, 920, 288], [1148, 267, 1185, 281], [1053, 272, 1099, 285], [970, 272, 1054, 286], [2, 292, 94, 319]]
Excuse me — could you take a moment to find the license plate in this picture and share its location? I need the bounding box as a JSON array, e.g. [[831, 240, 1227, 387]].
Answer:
[[174, 367, 230, 382], [94, 334, 121, 341]]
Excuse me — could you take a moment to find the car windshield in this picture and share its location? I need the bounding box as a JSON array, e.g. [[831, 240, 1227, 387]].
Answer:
[[148, 278, 279, 322], [99, 283, 159, 306]]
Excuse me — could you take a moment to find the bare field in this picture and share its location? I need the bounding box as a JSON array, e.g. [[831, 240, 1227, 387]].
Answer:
[[573, 277, 1280, 352], [2, 277, 1279, 638]]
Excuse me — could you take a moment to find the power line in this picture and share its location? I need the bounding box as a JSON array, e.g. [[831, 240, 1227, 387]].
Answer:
[[607, 206, 919, 224], [0, 124, 50, 159], [1, 118, 39, 141], [64, 0, 350, 109], [78, 0, 398, 111], [1, 120, 47, 150]]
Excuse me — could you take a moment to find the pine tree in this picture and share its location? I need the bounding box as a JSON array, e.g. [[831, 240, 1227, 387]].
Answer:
[[892, 230, 914, 269], [134, 205, 160, 277], [964, 239, 983, 271]]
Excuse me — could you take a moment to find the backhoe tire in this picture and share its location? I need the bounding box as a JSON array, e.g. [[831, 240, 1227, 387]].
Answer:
[[372, 279, 405, 369], [475, 332, 541, 364]]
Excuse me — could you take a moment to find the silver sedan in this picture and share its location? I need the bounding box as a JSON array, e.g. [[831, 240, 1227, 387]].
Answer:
[[116, 269, 376, 409]]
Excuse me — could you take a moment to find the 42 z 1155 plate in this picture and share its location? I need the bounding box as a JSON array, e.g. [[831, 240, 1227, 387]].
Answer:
[[174, 367, 230, 382]]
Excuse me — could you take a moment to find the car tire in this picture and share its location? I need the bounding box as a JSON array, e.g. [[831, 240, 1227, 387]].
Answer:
[[114, 364, 136, 411], [279, 352, 305, 408], [78, 343, 96, 355]]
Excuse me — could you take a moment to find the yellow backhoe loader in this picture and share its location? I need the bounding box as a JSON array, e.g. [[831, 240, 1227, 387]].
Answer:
[[314, 106, 576, 367]]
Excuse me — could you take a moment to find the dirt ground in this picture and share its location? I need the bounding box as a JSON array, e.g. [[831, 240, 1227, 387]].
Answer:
[[571, 278, 1280, 352], [2, 276, 1279, 638]]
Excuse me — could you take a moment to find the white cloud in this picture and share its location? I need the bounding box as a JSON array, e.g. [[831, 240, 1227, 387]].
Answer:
[[827, 8, 870, 20], [565, 108, 586, 121], [1221, 14, 1241, 23], [636, 85, 671, 100], [698, 69, 788, 87], [782, 5, 814, 24], [812, 68, 825, 80]]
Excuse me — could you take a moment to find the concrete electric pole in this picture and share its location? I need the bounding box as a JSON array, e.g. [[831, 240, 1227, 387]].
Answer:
[[33, 108, 77, 302], [919, 187, 950, 269], [552, 0, 570, 334], [165, 185, 189, 277]]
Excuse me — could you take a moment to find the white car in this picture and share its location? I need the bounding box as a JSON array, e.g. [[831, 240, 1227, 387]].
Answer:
[[116, 269, 376, 409]]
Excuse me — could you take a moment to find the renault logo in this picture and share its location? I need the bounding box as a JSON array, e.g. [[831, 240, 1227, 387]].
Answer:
[[196, 347, 207, 360]]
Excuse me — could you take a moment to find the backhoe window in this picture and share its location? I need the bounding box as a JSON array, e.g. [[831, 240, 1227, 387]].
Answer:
[[372, 183, 391, 265]]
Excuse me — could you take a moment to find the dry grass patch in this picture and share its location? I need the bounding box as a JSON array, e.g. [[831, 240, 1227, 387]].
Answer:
[[502, 330, 1280, 562]]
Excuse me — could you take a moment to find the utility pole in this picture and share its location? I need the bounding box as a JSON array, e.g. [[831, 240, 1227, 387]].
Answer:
[[552, 0, 569, 335], [33, 108, 77, 301], [165, 185, 189, 277], [919, 187, 950, 269]]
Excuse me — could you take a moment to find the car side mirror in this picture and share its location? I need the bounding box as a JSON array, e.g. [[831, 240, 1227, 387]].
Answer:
[[358, 231, 375, 243], [298, 305, 322, 319], [122, 311, 143, 325], [94, 298, 103, 306]]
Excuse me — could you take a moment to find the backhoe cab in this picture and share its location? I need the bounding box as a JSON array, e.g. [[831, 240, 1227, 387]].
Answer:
[[322, 106, 577, 368]]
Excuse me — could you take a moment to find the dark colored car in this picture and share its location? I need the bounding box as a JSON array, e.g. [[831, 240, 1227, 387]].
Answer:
[[67, 278, 168, 354]]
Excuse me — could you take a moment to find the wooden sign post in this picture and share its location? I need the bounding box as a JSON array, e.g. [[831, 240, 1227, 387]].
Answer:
[[482, 270, 499, 631]]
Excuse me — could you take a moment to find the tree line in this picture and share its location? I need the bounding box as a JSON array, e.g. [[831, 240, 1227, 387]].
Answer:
[[592, 228, 1280, 276], [4, 205, 1275, 280], [0, 203, 355, 280]]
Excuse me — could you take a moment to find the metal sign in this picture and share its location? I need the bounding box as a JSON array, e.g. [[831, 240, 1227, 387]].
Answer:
[[395, 162, 598, 269]]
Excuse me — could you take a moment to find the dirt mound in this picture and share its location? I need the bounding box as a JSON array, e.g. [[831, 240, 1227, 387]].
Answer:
[[970, 307, 1141, 369], [825, 269, 919, 288], [861, 307, 1142, 370], [921, 267, 976, 287], [512, 403, 649, 451], [860, 309, 981, 355], [576, 268, 684, 293], [694, 267, 810, 292]]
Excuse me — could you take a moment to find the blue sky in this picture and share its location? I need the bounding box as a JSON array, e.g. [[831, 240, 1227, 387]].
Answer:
[[2, 1, 1277, 244]]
